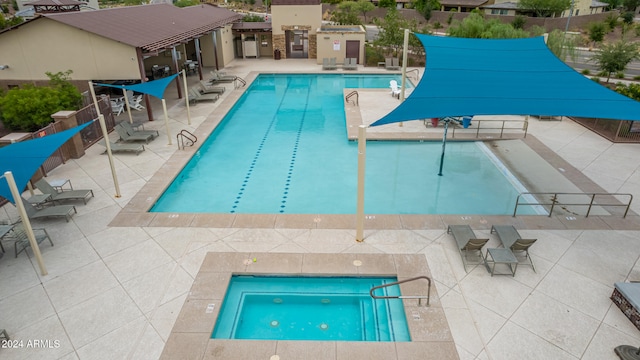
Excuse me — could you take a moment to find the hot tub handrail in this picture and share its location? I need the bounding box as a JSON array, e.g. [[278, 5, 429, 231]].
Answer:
[[369, 275, 431, 306]]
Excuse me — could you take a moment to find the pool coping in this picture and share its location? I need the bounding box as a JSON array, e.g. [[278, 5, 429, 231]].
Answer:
[[109, 72, 640, 232], [160, 252, 459, 360]]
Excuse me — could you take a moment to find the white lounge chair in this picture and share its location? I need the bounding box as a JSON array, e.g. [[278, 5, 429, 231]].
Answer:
[[390, 80, 401, 99]]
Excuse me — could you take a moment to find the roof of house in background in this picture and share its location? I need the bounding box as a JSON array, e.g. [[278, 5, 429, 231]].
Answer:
[[439, 0, 488, 6], [23, 3, 243, 53], [25, 0, 84, 5], [232, 22, 272, 31], [272, 0, 321, 5], [482, 1, 518, 9]]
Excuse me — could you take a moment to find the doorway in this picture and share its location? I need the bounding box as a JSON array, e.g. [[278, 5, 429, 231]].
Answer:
[[285, 30, 308, 59], [346, 40, 360, 63]]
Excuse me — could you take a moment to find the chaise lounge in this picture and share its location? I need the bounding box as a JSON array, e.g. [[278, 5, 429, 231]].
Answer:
[[98, 140, 145, 155], [20, 197, 77, 222], [490, 225, 537, 272], [34, 179, 94, 205], [115, 123, 154, 144], [8, 222, 54, 258], [447, 224, 489, 272]]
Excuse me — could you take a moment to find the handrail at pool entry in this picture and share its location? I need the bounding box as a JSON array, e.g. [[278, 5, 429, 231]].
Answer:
[[234, 76, 246, 89], [369, 275, 431, 306], [513, 192, 633, 217], [176, 129, 197, 150], [345, 90, 358, 106]]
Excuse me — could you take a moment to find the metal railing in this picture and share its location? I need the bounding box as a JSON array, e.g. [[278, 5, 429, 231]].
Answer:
[[345, 90, 358, 106], [234, 76, 246, 89], [513, 192, 633, 217], [177, 129, 197, 150], [448, 118, 529, 139], [406, 69, 420, 83], [369, 275, 431, 306]]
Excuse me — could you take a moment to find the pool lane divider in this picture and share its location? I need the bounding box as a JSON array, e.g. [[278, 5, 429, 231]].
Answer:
[[229, 78, 292, 213], [280, 83, 312, 213]]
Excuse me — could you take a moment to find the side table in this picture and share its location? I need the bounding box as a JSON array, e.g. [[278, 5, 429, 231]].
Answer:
[[485, 248, 518, 276]]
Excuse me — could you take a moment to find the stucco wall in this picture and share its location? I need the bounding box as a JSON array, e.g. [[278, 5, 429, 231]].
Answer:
[[0, 18, 139, 83], [316, 28, 366, 65], [271, 4, 322, 36], [220, 24, 236, 68]]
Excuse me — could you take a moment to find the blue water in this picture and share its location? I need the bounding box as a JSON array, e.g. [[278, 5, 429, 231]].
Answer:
[[212, 276, 411, 341], [151, 74, 533, 215]]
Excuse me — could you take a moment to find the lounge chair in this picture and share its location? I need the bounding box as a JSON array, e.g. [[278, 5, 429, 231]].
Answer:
[[490, 225, 537, 272], [343, 58, 357, 70], [118, 121, 159, 139], [385, 57, 400, 70], [8, 222, 53, 258], [115, 123, 154, 144], [34, 178, 94, 205], [390, 80, 401, 99], [208, 71, 236, 83], [110, 99, 125, 116], [447, 225, 489, 272], [198, 80, 226, 94], [322, 57, 337, 70], [188, 88, 219, 104], [19, 197, 77, 222], [98, 140, 145, 155]]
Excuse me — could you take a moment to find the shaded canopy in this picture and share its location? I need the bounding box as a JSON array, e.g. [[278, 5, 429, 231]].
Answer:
[[0, 122, 91, 204], [95, 73, 179, 100], [372, 34, 640, 127]]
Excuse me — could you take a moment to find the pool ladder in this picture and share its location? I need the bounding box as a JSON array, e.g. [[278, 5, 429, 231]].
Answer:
[[176, 129, 197, 150], [369, 276, 431, 306]]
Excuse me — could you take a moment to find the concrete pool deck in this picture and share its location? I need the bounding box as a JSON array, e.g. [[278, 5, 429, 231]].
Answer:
[[0, 59, 640, 359]]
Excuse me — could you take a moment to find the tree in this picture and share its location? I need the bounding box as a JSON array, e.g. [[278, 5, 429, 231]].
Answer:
[[0, 15, 23, 30], [378, 0, 396, 9], [355, 0, 375, 23], [623, 0, 640, 11], [590, 40, 640, 82], [413, 0, 441, 20], [174, 0, 200, 7], [447, 13, 529, 39], [331, 1, 361, 25], [373, 8, 407, 55], [601, 0, 622, 9], [512, 15, 526, 30], [517, 0, 571, 17], [587, 22, 607, 47], [546, 29, 578, 62], [0, 71, 82, 131]]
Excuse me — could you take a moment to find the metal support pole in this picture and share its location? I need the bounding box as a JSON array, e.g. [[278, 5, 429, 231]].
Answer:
[[123, 87, 134, 125], [182, 70, 192, 125], [89, 82, 121, 197], [438, 119, 450, 176], [400, 28, 410, 102], [356, 125, 366, 242], [162, 99, 172, 145], [4, 171, 47, 275]]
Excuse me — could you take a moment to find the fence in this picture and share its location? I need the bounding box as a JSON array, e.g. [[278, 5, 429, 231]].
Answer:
[[570, 117, 640, 143]]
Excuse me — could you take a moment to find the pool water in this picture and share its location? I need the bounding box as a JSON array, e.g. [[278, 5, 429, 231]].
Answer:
[[151, 74, 535, 215], [212, 276, 411, 341]]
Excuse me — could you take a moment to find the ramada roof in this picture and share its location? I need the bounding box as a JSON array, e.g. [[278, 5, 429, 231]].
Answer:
[[38, 3, 242, 53], [25, 0, 84, 5]]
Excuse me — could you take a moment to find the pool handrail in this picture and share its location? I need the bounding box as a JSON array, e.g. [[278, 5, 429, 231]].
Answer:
[[369, 275, 431, 306], [513, 192, 633, 217]]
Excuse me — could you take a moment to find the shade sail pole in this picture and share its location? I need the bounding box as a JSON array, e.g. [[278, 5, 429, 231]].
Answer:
[[400, 28, 409, 102], [355, 125, 366, 242], [182, 69, 192, 125], [123, 87, 134, 125], [162, 99, 172, 145], [4, 171, 47, 275], [438, 118, 451, 176], [88, 82, 122, 198]]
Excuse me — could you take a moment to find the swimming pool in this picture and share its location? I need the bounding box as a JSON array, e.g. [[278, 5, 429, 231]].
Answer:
[[151, 74, 535, 215], [212, 275, 410, 341]]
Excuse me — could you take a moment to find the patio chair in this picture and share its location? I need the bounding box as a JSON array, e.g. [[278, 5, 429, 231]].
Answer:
[[390, 80, 401, 99], [115, 123, 154, 144], [118, 121, 159, 139], [322, 57, 337, 70], [198, 81, 226, 94], [98, 140, 145, 155], [490, 225, 537, 272], [188, 88, 219, 104], [110, 99, 125, 116], [208, 71, 236, 83], [385, 57, 400, 70], [343, 58, 357, 70], [9, 222, 53, 258], [125, 90, 145, 111], [447, 225, 489, 272], [19, 197, 77, 222], [34, 178, 94, 205]]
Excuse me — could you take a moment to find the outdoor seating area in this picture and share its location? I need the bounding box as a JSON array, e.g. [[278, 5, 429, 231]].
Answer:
[[322, 57, 337, 70], [447, 225, 489, 273], [385, 57, 401, 70], [34, 178, 94, 205], [490, 225, 537, 273]]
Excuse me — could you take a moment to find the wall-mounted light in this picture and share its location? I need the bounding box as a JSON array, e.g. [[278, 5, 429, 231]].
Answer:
[[0, 65, 8, 70]]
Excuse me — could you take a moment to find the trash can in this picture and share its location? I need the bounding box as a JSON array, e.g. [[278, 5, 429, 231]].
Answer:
[[430, 118, 439, 127], [274, 49, 281, 60], [462, 116, 472, 128]]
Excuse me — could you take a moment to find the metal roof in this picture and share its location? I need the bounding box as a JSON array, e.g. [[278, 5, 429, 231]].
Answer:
[[41, 3, 242, 53]]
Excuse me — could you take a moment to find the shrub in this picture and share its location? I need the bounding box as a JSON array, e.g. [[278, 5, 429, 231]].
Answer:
[[616, 71, 626, 79], [581, 69, 591, 75], [512, 15, 526, 30], [633, 75, 640, 81], [591, 77, 601, 83]]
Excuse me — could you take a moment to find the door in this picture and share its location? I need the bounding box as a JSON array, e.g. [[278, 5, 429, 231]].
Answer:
[[346, 40, 360, 63]]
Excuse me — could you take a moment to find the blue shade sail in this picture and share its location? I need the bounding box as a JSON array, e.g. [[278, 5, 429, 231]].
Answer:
[[372, 34, 640, 126], [0, 122, 91, 204], [95, 73, 179, 100]]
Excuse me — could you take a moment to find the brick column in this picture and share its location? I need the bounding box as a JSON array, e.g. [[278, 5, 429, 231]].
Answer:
[[51, 110, 85, 159]]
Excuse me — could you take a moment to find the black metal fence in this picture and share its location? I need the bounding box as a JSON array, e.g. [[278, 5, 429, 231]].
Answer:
[[570, 117, 640, 143]]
